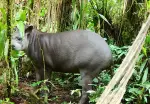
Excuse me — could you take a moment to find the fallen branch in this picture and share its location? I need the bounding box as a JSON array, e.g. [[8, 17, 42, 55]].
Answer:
[[96, 15, 150, 104]]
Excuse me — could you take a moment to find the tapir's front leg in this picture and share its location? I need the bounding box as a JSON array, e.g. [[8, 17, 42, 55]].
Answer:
[[35, 68, 52, 81], [35, 68, 52, 96], [79, 70, 93, 104]]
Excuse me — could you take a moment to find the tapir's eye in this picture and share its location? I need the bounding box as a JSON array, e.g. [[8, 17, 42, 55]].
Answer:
[[16, 37, 22, 41]]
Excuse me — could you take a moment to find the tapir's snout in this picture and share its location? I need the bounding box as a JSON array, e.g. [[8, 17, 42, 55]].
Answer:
[[11, 44, 15, 50], [11, 39, 23, 51], [11, 39, 16, 50]]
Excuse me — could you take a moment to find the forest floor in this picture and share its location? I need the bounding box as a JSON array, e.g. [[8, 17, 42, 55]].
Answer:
[[0, 71, 80, 104]]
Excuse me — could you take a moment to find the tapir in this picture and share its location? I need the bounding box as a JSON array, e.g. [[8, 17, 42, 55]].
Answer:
[[11, 25, 112, 104]]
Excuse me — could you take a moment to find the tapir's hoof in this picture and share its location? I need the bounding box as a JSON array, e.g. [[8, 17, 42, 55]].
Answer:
[[37, 90, 49, 98]]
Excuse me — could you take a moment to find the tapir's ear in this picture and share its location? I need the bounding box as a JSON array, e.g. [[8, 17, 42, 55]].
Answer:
[[25, 25, 33, 34]]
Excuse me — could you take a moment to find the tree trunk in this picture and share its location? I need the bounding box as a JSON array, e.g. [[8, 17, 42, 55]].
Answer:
[[58, 0, 72, 32], [6, 0, 12, 98], [47, 0, 72, 32]]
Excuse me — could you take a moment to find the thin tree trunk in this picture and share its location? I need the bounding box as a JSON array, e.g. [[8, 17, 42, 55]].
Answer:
[[28, 0, 34, 24], [47, 0, 61, 32], [36, 0, 40, 29], [6, 0, 12, 98], [58, 0, 72, 31]]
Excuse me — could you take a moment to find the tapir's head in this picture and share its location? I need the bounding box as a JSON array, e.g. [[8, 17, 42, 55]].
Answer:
[[11, 25, 33, 51]]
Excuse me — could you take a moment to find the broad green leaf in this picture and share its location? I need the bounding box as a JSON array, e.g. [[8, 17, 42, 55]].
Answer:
[[129, 88, 142, 95], [17, 21, 25, 37], [71, 89, 81, 97], [93, 78, 98, 83], [0, 8, 6, 20], [99, 14, 111, 26], [40, 8, 47, 17], [125, 98, 133, 102], [4, 39, 9, 63], [18, 51, 25, 57], [142, 47, 147, 57], [142, 82, 150, 89], [15, 10, 26, 21], [142, 68, 148, 84], [31, 81, 42, 87], [14, 66, 18, 86], [137, 54, 144, 62], [144, 96, 148, 103], [140, 59, 148, 74], [145, 35, 150, 44], [136, 82, 150, 89], [147, 1, 150, 9], [0, 28, 6, 59]]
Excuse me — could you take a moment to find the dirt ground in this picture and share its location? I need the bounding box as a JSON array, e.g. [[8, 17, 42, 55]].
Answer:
[[0, 76, 80, 104]]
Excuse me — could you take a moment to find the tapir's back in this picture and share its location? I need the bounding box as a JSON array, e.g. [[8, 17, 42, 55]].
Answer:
[[46, 30, 112, 72], [55, 30, 112, 59]]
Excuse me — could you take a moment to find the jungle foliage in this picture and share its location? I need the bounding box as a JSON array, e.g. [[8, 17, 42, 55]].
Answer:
[[0, 0, 150, 104]]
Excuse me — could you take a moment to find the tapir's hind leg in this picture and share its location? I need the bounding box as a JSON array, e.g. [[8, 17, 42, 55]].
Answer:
[[78, 64, 106, 104], [79, 70, 93, 104]]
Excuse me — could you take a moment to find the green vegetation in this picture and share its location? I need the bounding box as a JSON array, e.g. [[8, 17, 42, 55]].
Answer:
[[0, 0, 149, 104]]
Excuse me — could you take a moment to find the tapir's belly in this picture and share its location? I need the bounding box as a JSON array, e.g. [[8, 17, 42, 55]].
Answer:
[[44, 42, 111, 73]]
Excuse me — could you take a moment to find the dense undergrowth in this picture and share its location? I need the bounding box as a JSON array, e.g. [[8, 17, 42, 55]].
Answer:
[[0, 0, 150, 104]]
